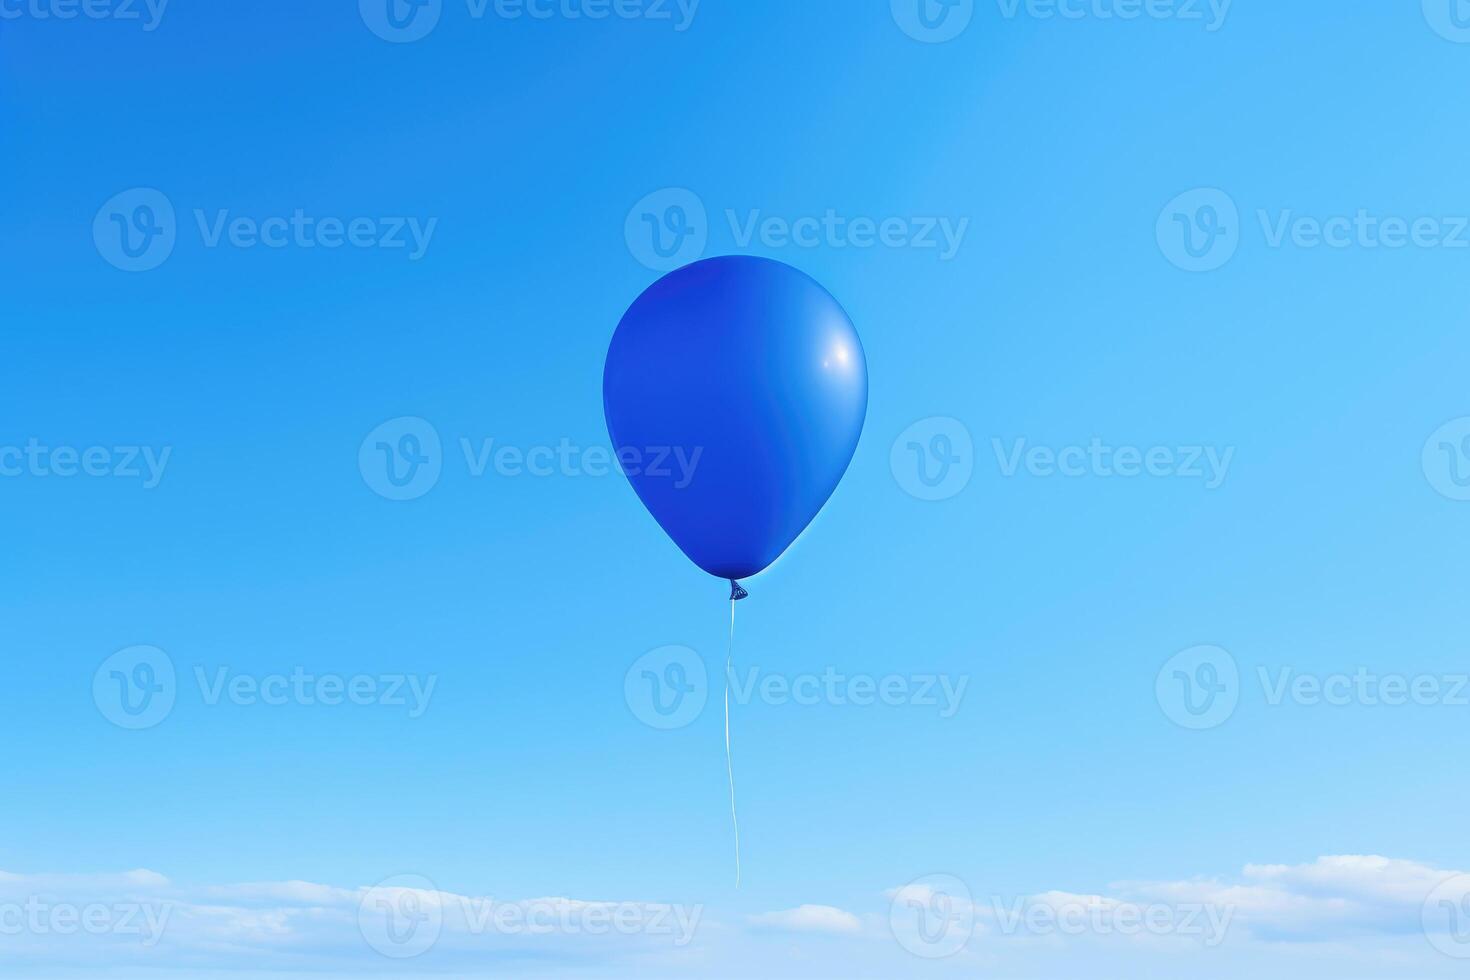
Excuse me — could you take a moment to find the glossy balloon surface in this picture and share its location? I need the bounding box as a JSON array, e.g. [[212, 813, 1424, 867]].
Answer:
[[603, 256, 868, 581]]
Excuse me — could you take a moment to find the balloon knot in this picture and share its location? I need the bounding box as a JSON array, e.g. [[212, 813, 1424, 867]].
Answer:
[[729, 580, 749, 602]]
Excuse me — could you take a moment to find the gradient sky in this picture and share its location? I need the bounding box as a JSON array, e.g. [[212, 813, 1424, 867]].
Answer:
[[5, 1, 1470, 977]]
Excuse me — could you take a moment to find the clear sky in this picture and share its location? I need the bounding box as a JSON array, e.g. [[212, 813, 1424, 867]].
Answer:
[[5, 1, 1470, 976]]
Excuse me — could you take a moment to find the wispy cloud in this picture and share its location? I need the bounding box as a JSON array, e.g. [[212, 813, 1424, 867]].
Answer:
[[748, 904, 861, 935], [880, 854, 1470, 949], [1120, 855, 1470, 941], [0, 868, 705, 973], [3, 856, 1468, 977]]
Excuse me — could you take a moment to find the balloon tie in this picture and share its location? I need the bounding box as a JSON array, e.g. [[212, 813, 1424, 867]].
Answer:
[[725, 595, 741, 888], [729, 580, 749, 601]]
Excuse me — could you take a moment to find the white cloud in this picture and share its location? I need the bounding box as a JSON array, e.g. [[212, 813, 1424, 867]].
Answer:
[[885, 855, 1470, 949], [193, 880, 359, 906], [749, 904, 862, 935], [0, 868, 169, 894], [3, 856, 1467, 977], [1112, 855, 1470, 941], [0, 868, 706, 972], [1245, 855, 1455, 904]]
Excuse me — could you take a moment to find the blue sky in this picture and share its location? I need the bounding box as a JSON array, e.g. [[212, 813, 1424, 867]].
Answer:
[[5, 1, 1470, 976]]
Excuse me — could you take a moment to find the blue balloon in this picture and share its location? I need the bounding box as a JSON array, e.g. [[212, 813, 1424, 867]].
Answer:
[[604, 256, 868, 591]]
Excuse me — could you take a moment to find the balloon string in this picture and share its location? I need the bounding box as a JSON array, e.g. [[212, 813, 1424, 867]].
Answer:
[[725, 598, 741, 889]]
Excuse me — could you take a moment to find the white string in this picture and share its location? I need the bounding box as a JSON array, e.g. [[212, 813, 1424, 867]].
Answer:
[[725, 598, 741, 888]]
